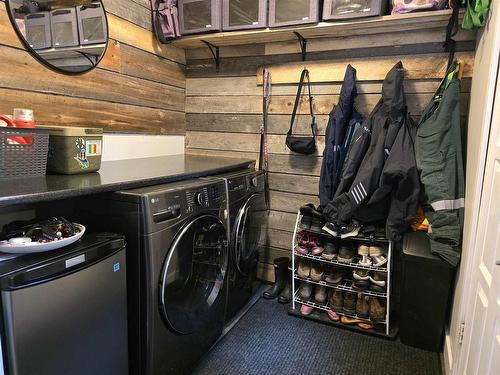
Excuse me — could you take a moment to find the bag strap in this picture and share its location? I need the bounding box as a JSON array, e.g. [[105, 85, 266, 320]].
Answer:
[[444, 0, 460, 70], [288, 69, 316, 137]]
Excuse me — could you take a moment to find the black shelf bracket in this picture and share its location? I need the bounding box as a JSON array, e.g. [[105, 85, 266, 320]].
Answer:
[[201, 40, 220, 72], [293, 31, 307, 61]]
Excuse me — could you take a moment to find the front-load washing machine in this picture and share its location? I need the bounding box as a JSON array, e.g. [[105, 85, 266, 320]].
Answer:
[[79, 179, 229, 375], [205, 169, 267, 326]]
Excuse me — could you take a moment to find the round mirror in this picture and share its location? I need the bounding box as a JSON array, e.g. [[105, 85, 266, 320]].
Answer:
[[6, 0, 108, 74]]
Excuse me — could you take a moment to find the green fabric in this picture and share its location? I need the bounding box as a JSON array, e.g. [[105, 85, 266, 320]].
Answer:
[[415, 63, 465, 267], [462, 0, 491, 30]]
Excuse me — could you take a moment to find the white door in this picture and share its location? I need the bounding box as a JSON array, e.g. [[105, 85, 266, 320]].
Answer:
[[459, 63, 500, 375]]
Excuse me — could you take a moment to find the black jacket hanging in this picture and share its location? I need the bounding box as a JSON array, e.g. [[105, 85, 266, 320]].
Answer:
[[319, 64, 359, 208], [285, 69, 317, 155]]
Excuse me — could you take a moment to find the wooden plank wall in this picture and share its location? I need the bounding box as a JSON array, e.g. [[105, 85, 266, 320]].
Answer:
[[185, 26, 477, 281], [0, 0, 186, 134]]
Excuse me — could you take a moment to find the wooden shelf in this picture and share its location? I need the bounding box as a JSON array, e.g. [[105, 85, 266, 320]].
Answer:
[[171, 9, 459, 49]]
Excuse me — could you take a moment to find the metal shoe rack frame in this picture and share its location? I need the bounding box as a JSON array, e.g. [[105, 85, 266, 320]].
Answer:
[[290, 210, 396, 338]]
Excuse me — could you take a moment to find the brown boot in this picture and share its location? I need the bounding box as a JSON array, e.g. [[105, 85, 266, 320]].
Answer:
[[329, 290, 343, 311], [369, 297, 386, 321], [356, 294, 370, 318], [343, 292, 356, 314], [310, 262, 324, 281], [297, 260, 311, 278]]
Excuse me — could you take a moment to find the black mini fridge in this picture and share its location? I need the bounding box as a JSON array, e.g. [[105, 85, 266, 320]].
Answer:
[[0, 233, 128, 375]]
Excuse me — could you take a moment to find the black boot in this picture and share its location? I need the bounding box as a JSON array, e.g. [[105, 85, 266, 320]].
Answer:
[[278, 261, 292, 304], [263, 257, 289, 299]]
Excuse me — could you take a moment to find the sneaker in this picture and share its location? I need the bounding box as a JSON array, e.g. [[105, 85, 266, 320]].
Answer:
[[369, 297, 386, 321], [327, 310, 340, 321], [356, 294, 370, 318], [369, 272, 387, 287], [325, 268, 344, 284], [297, 260, 311, 278], [358, 255, 373, 267], [322, 241, 338, 260], [294, 244, 309, 255], [329, 290, 343, 311], [310, 263, 324, 281], [357, 244, 369, 256], [338, 246, 355, 263], [314, 286, 327, 304], [299, 215, 312, 230], [311, 241, 324, 256], [310, 216, 325, 232], [300, 304, 314, 316], [298, 282, 313, 300], [372, 254, 388, 267], [343, 292, 357, 314], [340, 219, 361, 239], [368, 245, 383, 256], [352, 269, 370, 280], [322, 222, 339, 237], [352, 279, 370, 291]]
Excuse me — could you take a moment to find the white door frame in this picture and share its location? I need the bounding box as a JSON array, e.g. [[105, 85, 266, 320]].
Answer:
[[445, 2, 500, 373]]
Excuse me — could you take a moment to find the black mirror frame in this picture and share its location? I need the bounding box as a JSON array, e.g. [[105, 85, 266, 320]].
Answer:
[[5, 0, 110, 75]]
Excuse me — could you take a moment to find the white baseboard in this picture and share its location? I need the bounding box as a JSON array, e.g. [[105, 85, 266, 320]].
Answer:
[[443, 331, 454, 375]]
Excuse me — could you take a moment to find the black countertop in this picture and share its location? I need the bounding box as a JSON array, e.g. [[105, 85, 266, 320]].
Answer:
[[0, 154, 254, 207]]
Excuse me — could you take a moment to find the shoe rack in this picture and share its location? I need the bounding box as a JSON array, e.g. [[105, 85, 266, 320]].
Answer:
[[289, 210, 398, 339]]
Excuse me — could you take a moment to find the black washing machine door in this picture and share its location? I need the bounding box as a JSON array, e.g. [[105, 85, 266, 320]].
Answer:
[[233, 192, 266, 276], [159, 214, 228, 335]]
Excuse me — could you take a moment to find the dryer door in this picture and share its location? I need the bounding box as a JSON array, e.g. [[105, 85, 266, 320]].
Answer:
[[159, 214, 228, 334], [233, 192, 267, 276]]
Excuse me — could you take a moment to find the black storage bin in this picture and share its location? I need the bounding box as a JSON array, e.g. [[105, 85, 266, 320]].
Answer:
[[400, 231, 455, 352]]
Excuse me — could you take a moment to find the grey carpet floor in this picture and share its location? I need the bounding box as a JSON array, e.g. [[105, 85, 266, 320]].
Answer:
[[193, 298, 441, 375]]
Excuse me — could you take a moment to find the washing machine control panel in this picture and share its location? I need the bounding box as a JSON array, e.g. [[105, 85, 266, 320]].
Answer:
[[149, 194, 182, 223], [186, 183, 225, 212]]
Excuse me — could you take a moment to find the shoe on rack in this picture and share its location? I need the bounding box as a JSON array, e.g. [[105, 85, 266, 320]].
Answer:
[[358, 244, 369, 256], [311, 240, 324, 256], [352, 269, 370, 280], [314, 285, 327, 304], [310, 263, 324, 281], [327, 310, 340, 321], [372, 254, 388, 267], [356, 294, 370, 318], [352, 279, 370, 291], [369, 297, 386, 322], [322, 241, 338, 260], [298, 282, 313, 300], [294, 231, 310, 254], [358, 322, 374, 330], [322, 222, 339, 237], [297, 260, 311, 279], [329, 289, 344, 311], [299, 215, 312, 230], [300, 304, 314, 316], [340, 316, 365, 325], [343, 292, 357, 314], [310, 216, 325, 232], [263, 257, 289, 299], [325, 268, 344, 285], [338, 246, 355, 263], [340, 219, 361, 239], [369, 272, 387, 287], [368, 245, 383, 256], [278, 261, 292, 304], [299, 204, 323, 219], [358, 255, 373, 267]]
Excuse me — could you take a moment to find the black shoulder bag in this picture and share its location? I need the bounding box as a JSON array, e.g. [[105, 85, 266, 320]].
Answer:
[[285, 68, 317, 155]]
